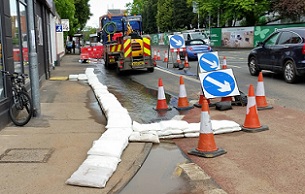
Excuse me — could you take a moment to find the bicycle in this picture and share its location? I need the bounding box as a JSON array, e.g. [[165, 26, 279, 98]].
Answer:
[[1, 70, 33, 126]]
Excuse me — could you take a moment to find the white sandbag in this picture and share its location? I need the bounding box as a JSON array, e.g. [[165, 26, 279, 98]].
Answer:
[[69, 74, 78, 81], [83, 155, 121, 171], [66, 164, 114, 188], [159, 134, 185, 139], [94, 88, 109, 95], [85, 68, 94, 74], [132, 121, 161, 132], [213, 126, 242, 134], [157, 130, 172, 137], [211, 120, 240, 130], [184, 132, 199, 138], [166, 129, 184, 135], [78, 74, 88, 81], [183, 123, 200, 133], [99, 128, 132, 141], [129, 131, 160, 144], [159, 120, 189, 131], [105, 108, 129, 118], [87, 138, 129, 158], [106, 114, 132, 128]]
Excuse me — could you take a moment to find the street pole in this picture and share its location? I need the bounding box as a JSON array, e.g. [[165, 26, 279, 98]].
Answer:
[[197, 12, 200, 29], [27, 0, 41, 117]]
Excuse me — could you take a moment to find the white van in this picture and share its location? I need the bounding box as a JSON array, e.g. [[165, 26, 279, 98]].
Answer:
[[182, 31, 210, 45]]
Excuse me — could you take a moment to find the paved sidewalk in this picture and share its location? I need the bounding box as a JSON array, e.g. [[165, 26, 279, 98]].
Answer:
[[0, 54, 151, 194]]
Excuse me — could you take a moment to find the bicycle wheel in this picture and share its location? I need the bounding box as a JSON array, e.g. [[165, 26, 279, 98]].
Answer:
[[9, 91, 33, 126]]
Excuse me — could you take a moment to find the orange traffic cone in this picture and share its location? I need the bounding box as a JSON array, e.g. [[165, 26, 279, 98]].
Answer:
[[176, 51, 181, 63], [188, 97, 226, 158], [184, 53, 190, 68], [153, 49, 157, 60], [242, 84, 269, 132], [222, 56, 227, 69], [163, 50, 168, 62], [154, 78, 171, 111], [175, 76, 193, 110], [194, 89, 211, 108], [256, 72, 273, 110], [157, 50, 161, 61]]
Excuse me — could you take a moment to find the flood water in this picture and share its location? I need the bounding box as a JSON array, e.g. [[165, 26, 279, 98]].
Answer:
[[94, 64, 193, 193]]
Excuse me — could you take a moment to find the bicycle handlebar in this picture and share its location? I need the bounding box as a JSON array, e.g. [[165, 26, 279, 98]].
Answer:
[[1, 70, 28, 79]]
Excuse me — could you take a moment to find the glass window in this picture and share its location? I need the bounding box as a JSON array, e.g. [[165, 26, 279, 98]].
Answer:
[[290, 33, 301, 44], [10, 0, 29, 77], [0, 17, 4, 100], [265, 32, 280, 46], [277, 32, 291, 45]]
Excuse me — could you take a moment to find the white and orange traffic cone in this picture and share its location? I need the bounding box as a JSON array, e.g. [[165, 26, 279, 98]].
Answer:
[[242, 84, 269, 132], [175, 76, 193, 110], [188, 97, 226, 158], [194, 89, 211, 108], [256, 72, 273, 110], [222, 56, 227, 69], [176, 51, 181, 64], [153, 49, 157, 61], [157, 50, 161, 61], [163, 50, 168, 62], [154, 78, 171, 111], [184, 52, 190, 68]]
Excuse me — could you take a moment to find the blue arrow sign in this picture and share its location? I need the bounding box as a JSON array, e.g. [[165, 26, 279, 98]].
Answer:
[[169, 35, 184, 49], [198, 52, 220, 72], [56, 24, 62, 32], [199, 69, 240, 98]]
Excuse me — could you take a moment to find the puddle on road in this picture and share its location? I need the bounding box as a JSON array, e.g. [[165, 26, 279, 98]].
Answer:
[[120, 143, 192, 194]]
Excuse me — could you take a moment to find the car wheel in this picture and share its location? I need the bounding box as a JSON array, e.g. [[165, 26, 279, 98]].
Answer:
[[284, 60, 298, 83], [248, 56, 260, 76]]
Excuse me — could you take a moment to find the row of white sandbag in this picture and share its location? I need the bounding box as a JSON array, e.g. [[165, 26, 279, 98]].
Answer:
[[66, 68, 133, 188]]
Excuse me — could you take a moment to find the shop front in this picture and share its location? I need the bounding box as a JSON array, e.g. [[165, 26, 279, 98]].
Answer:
[[0, 0, 57, 129]]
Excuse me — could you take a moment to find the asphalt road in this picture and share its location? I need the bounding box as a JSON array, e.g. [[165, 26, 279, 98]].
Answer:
[[153, 46, 305, 111]]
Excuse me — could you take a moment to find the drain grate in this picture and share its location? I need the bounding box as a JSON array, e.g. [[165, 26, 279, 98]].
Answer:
[[0, 148, 54, 163]]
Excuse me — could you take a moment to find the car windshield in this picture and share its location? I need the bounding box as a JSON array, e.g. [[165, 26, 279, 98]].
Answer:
[[187, 40, 206, 45]]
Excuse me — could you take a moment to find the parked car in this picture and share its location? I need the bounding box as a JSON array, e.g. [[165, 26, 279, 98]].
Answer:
[[182, 30, 210, 45], [248, 27, 305, 83], [181, 39, 212, 61]]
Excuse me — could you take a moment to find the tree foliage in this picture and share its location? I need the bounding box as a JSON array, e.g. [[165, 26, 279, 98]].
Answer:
[[54, 0, 91, 37]]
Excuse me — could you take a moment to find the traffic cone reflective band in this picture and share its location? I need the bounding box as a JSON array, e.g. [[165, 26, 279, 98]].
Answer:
[[242, 84, 269, 133], [194, 89, 211, 108], [184, 53, 190, 68], [188, 98, 226, 158], [222, 56, 227, 69], [154, 78, 171, 111], [153, 49, 157, 60], [163, 50, 168, 62], [175, 76, 193, 110], [256, 72, 273, 110], [157, 50, 161, 60]]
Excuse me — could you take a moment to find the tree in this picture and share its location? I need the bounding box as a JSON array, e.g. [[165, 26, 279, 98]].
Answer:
[[54, 0, 91, 37], [273, 0, 305, 22], [172, 0, 196, 30], [157, 0, 174, 32]]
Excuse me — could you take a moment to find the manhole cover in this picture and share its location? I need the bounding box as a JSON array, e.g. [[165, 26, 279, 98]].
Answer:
[[0, 148, 54, 163]]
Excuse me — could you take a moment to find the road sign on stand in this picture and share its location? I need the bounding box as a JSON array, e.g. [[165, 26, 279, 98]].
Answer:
[[198, 52, 220, 73], [199, 69, 240, 98], [169, 34, 185, 49]]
